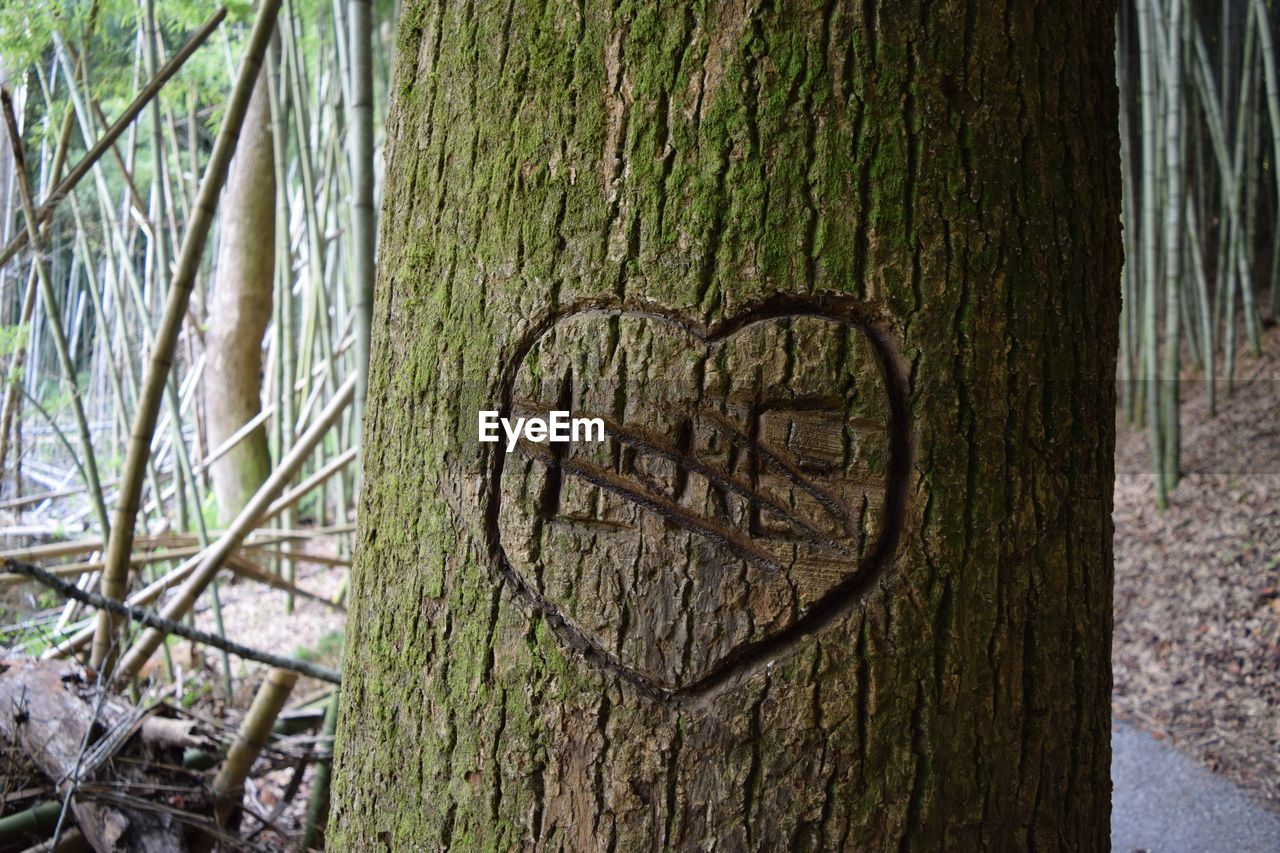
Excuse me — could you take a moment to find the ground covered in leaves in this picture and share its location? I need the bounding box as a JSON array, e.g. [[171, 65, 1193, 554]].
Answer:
[[184, 561, 347, 848], [1113, 331, 1280, 808], [0, 553, 347, 850]]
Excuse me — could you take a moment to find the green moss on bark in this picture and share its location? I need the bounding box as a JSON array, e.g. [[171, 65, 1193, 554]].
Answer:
[[334, 1, 1120, 849]]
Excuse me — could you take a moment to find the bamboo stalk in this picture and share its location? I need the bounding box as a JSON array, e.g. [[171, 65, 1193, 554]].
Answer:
[[143, 0, 172, 300], [1184, 202, 1214, 412], [1, 90, 111, 537], [1117, 5, 1139, 423], [0, 800, 60, 844], [1137, 0, 1167, 507], [94, 0, 284, 675], [1158, 0, 1184, 493], [194, 405, 275, 473], [0, 268, 41, 480], [350, 0, 374, 443], [11, 387, 94, 516], [1252, 0, 1280, 315], [225, 555, 347, 610], [197, 667, 298, 849], [300, 690, 339, 849]]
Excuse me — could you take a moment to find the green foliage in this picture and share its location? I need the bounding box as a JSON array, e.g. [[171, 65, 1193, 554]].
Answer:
[[294, 629, 344, 663], [0, 0, 262, 192], [179, 677, 212, 708], [201, 491, 219, 532], [0, 6, 57, 72], [0, 324, 29, 359]]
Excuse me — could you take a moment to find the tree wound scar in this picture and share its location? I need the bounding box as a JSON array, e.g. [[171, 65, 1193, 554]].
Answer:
[[483, 294, 911, 705]]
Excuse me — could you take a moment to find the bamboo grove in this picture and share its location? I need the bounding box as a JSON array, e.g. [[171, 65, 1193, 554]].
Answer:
[[1120, 0, 1280, 508], [0, 0, 386, 698]]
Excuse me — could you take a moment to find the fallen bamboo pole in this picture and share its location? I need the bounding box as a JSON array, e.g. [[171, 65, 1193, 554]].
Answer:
[[5, 559, 340, 684], [0, 533, 189, 564], [0, 545, 202, 588]]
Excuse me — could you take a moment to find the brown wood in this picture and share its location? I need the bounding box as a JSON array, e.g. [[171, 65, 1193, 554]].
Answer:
[[334, 1, 1122, 848]]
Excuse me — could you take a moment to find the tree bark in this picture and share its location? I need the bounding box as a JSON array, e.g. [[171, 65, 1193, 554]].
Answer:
[[334, 1, 1121, 849], [204, 74, 275, 521]]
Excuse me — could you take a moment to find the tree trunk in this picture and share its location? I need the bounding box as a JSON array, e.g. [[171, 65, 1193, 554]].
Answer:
[[334, 1, 1121, 849], [204, 74, 274, 521]]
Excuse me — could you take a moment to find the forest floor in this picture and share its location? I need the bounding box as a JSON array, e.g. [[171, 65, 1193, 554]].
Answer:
[[184, 558, 348, 848], [1113, 327, 1280, 809]]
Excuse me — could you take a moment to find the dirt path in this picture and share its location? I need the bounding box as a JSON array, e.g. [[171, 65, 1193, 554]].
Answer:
[[1113, 329, 1280, 808], [1112, 720, 1280, 851]]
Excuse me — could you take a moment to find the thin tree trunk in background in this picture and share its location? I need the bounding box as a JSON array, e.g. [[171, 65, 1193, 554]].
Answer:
[[349, 0, 374, 437], [333, 0, 1121, 847], [204, 73, 275, 521], [1160, 0, 1185, 492]]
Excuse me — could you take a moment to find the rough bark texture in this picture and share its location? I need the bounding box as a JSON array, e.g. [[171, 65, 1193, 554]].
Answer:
[[334, 1, 1121, 849], [204, 74, 275, 521]]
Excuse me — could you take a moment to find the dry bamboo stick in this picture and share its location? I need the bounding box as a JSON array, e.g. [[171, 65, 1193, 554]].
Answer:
[[241, 547, 351, 569], [225, 555, 346, 611], [6, 559, 340, 683]]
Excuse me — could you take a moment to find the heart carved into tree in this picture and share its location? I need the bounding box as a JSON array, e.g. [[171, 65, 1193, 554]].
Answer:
[[484, 295, 910, 702]]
